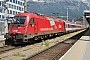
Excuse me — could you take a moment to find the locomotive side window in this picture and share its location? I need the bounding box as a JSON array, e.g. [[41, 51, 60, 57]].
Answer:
[[30, 18, 34, 24]]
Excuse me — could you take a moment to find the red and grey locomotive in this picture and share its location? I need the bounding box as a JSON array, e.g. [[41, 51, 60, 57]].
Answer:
[[4, 12, 65, 44]]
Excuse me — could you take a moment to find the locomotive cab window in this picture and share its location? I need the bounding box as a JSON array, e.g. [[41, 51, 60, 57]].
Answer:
[[12, 16, 26, 26], [29, 18, 34, 24]]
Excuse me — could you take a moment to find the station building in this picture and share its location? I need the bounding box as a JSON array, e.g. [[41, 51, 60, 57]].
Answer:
[[0, 0, 24, 19]]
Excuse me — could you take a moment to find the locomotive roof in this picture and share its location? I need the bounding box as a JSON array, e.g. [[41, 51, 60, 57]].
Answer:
[[15, 12, 83, 26]]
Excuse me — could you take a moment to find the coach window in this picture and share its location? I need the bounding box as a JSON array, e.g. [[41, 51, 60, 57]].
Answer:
[[30, 18, 34, 24], [65, 24, 67, 28], [65, 24, 68, 28]]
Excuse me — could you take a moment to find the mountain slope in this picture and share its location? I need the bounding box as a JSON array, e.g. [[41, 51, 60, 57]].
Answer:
[[27, 1, 90, 21]]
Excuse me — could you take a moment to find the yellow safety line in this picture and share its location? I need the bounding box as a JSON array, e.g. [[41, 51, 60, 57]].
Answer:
[[71, 41, 84, 60]]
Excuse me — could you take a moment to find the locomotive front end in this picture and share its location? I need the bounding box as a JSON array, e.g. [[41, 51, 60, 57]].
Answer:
[[4, 15, 28, 44]]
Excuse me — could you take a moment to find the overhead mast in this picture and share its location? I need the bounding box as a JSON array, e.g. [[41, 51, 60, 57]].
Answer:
[[24, 0, 27, 12], [4, 0, 8, 33]]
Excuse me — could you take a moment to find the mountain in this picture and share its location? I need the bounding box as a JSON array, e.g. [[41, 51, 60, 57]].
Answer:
[[27, 0, 90, 21]]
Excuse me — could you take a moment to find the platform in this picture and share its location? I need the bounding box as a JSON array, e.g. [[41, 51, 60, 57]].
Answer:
[[0, 35, 5, 47], [0, 35, 5, 41], [59, 29, 90, 60]]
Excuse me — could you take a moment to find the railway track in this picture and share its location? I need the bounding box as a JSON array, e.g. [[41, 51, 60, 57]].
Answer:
[[0, 45, 22, 54], [0, 29, 87, 60], [0, 46, 16, 54], [0, 31, 80, 56], [25, 29, 87, 60], [0, 31, 78, 55]]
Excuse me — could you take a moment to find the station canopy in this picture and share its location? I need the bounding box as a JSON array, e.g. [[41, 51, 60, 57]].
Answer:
[[84, 10, 90, 25]]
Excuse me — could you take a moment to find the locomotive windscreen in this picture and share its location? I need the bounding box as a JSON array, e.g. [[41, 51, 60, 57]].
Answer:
[[12, 16, 26, 26]]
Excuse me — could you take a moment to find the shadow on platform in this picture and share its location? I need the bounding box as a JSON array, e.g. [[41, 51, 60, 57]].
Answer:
[[83, 28, 90, 36]]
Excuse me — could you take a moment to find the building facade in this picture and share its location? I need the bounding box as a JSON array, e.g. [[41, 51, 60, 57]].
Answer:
[[0, 0, 24, 19]]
